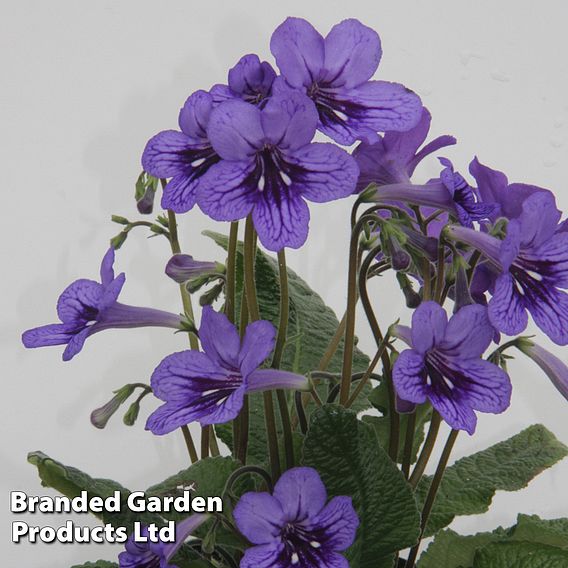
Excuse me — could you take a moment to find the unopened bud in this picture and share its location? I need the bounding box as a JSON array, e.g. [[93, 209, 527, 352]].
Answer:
[[111, 215, 129, 225], [396, 272, 421, 308], [110, 231, 128, 250], [91, 384, 137, 429], [199, 282, 224, 307]]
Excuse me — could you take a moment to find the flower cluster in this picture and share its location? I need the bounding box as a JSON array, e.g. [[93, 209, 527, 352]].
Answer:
[[20, 15, 568, 568]]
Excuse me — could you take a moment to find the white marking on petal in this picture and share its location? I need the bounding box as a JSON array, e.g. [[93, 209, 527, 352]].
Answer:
[[258, 175, 265, 192], [515, 280, 525, 296], [335, 110, 348, 121], [310, 541, 321, 548], [527, 270, 543, 282], [291, 553, 299, 564], [191, 158, 206, 168], [280, 171, 292, 186], [426, 375, 432, 386]]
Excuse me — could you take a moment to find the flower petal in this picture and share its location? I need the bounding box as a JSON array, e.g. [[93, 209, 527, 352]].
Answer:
[[320, 81, 422, 145], [488, 273, 528, 336], [62, 326, 91, 361], [411, 301, 448, 354], [428, 387, 478, 435], [99, 247, 116, 286], [207, 100, 263, 160], [440, 304, 494, 359], [323, 19, 381, 89], [239, 320, 276, 378], [270, 17, 325, 88], [197, 159, 257, 222], [520, 342, 568, 401], [261, 92, 318, 151], [443, 357, 512, 414], [160, 172, 200, 213], [526, 285, 568, 346], [141, 130, 196, 178], [247, 369, 310, 392], [228, 54, 276, 100], [56, 279, 103, 324], [273, 467, 327, 522], [392, 349, 429, 404], [468, 157, 508, 222], [22, 323, 79, 348], [528, 232, 568, 287], [518, 191, 562, 250], [252, 186, 310, 251], [99, 273, 125, 311], [288, 143, 359, 203], [240, 543, 287, 568], [199, 306, 241, 368], [307, 496, 359, 551], [233, 492, 286, 544], [178, 90, 212, 141]]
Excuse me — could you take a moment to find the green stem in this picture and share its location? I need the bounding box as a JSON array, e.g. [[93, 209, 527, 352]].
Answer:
[[164, 205, 200, 463], [401, 411, 417, 479], [200, 425, 210, 459], [358, 244, 400, 461], [272, 250, 295, 470], [340, 214, 377, 405], [434, 239, 447, 304], [409, 411, 442, 488], [181, 425, 199, 464], [237, 292, 249, 464], [225, 221, 239, 324], [405, 429, 459, 568], [346, 338, 388, 408], [243, 216, 281, 480], [209, 427, 220, 457]]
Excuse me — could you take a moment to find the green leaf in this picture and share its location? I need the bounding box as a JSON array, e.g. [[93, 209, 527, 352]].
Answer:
[[416, 425, 568, 536], [511, 514, 568, 549], [204, 230, 369, 377], [419, 515, 568, 568], [473, 542, 568, 568], [302, 405, 421, 568], [70, 562, 118, 568], [27, 451, 160, 530]]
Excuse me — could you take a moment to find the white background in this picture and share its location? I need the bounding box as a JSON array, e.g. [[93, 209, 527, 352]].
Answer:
[[2, 1, 567, 566]]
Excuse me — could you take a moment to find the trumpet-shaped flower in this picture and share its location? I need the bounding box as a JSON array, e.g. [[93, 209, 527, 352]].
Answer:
[[270, 17, 422, 145], [146, 306, 309, 434], [22, 248, 182, 361], [234, 467, 359, 568], [392, 302, 511, 434], [197, 91, 358, 251]]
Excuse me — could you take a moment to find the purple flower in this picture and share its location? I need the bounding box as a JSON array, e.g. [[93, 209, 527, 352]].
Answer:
[[353, 107, 456, 190], [448, 192, 568, 345], [518, 340, 568, 402], [196, 91, 359, 251], [211, 54, 276, 105], [438, 158, 498, 228], [119, 515, 209, 568], [392, 302, 511, 434], [146, 306, 309, 434], [234, 467, 359, 568], [165, 254, 220, 284], [22, 248, 182, 361], [270, 17, 422, 145], [142, 90, 220, 213], [469, 157, 553, 223]]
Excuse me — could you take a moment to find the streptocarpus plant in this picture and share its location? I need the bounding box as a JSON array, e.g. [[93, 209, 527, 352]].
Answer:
[[22, 16, 568, 568]]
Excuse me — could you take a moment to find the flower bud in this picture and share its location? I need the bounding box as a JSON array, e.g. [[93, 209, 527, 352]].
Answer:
[[385, 234, 411, 271], [199, 282, 224, 306], [111, 215, 129, 225], [90, 384, 137, 429], [110, 231, 128, 250], [517, 340, 568, 401], [396, 272, 421, 308], [166, 254, 220, 284], [135, 171, 159, 215]]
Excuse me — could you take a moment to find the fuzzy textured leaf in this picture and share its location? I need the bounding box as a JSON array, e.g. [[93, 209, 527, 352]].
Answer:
[[70, 563, 118, 568], [302, 405, 420, 568], [416, 425, 568, 536], [473, 541, 568, 568]]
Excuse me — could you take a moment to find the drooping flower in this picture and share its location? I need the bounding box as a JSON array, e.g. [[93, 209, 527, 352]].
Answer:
[[270, 17, 422, 145], [165, 254, 221, 284], [392, 301, 511, 434], [438, 158, 498, 228], [448, 192, 568, 345], [517, 340, 568, 401], [210, 54, 276, 105], [234, 467, 359, 568], [22, 248, 182, 361], [197, 91, 359, 251], [142, 90, 220, 213], [118, 515, 209, 568], [353, 107, 456, 190], [146, 306, 309, 434]]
